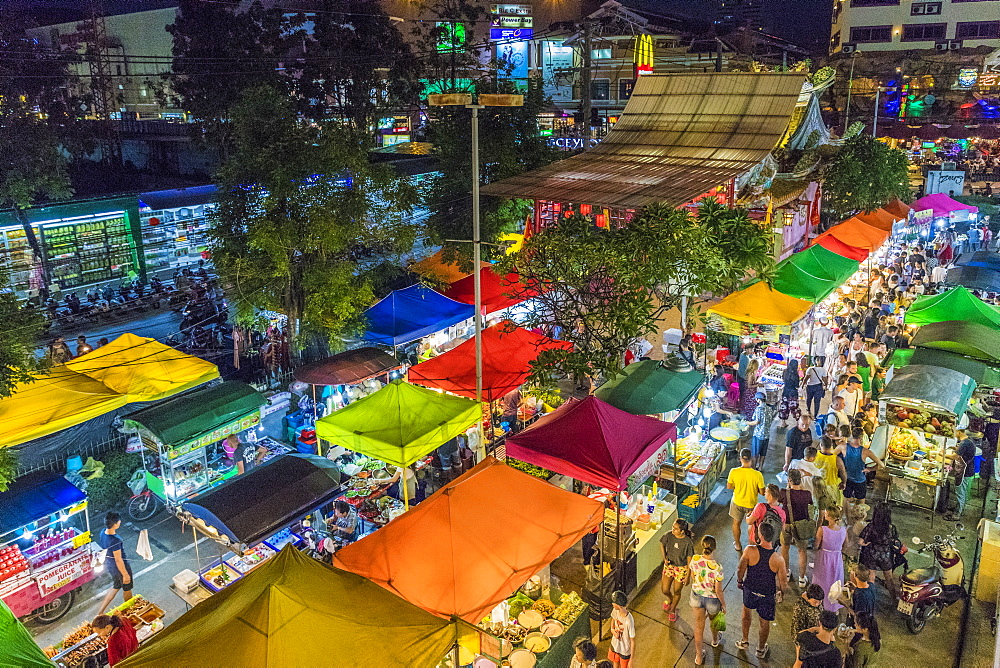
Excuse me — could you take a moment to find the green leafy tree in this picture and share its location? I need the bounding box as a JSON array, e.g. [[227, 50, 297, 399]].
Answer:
[[210, 86, 420, 348], [289, 1, 419, 132], [497, 200, 774, 387], [167, 0, 288, 142], [0, 449, 17, 492], [0, 12, 69, 393], [821, 135, 910, 222]]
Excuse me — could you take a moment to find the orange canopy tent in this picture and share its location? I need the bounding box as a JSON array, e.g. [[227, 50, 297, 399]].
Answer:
[[813, 216, 890, 252], [443, 267, 538, 313], [855, 208, 896, 232], [334, 457, 603, 623], [410, 250, 487, 285], [882, 199, 911, 221], [408, 322, 572, 401]]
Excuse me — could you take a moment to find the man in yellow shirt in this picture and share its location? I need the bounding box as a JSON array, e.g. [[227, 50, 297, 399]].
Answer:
[[727, 448, 765, 552]]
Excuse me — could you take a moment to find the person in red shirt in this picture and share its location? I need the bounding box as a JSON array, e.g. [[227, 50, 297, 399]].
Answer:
[[92, 614, 139, 666]]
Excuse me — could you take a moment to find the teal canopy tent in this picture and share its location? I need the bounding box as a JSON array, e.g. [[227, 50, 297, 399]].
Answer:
[[594, 358, 703, 415]]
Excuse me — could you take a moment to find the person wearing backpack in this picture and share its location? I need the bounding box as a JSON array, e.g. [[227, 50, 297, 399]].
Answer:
[[747, 484, 786, 547]]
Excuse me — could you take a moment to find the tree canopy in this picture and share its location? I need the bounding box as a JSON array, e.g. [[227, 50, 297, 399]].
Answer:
[[497, 200, 774, 387], [821, 134, 911, 220], [210, 86, 420, 348]]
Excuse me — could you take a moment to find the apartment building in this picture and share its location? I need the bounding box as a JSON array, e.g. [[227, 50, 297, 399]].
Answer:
[[832, 0, 1000, 54]]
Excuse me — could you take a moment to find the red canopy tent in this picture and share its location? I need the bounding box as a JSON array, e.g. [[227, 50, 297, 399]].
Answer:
[[408, 322, 572, 401], [443, 267, 538, 313], [504, 396, 677, 491], [333, 457, 603, 623], [814, 234, 869, 262], [855, 209, 896, 232]]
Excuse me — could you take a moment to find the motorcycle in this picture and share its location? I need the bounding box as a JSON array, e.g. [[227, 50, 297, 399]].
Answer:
[[898, 524, 967, 633]]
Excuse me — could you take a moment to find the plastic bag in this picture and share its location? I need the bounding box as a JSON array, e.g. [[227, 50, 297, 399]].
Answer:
[[711, 610, 727, 632]]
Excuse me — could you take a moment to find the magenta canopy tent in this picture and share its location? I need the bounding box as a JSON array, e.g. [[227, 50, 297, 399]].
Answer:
[[504, 396, 677, 490], [911, 193, 979, 218]]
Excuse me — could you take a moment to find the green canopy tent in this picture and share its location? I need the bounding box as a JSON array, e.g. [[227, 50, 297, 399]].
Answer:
[[904, 286, 1000, 330], [769, 245, 860, 302], [889, 347, 1000, 388], [912, 321, 1000, 365], [315, 380, 481, 507], [594, 358, 704, 415], [117, 545, 458, 668], [0, 600, 53, 667]]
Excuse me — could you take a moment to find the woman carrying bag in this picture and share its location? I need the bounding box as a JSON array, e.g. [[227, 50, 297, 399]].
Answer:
[[781, 469, 816, 588]]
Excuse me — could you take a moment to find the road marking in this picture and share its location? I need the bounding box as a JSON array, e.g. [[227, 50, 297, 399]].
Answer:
[[133, 535, 214, 579]]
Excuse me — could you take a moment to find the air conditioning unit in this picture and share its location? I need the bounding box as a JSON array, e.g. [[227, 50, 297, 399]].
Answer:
[[935, 41, 949, 51], [949, 40, 963, 50], [912, 4, 926, 14], [842, 43, 857, 53], [925, 3, 942, 14]]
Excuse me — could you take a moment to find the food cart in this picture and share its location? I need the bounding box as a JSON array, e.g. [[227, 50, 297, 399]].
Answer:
[[875, 365, 975, 510], [169, 454, 343, 604], [121, 381, 286, 507], [0, 472, 95, 624]]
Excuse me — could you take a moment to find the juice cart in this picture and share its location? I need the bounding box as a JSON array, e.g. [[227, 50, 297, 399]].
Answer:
[[0, 471, 95, 624], [121, 381, 288, 511]]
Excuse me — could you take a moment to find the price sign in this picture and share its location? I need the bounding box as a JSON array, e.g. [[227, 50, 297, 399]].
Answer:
[[36, 551, 92, 597]]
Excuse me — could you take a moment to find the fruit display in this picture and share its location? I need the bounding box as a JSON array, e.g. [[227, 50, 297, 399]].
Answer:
[[885, 402, 956, 437], [200, 563, 242, 592], [887, 430, 920, 460], [682, 493, 701, 508], [226, 542, 276, 573], [0, 545, 28, 581], [552, 591, 586, 624]]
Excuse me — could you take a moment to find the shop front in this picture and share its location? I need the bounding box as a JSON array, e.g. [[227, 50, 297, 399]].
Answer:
[[121, 381, 283, 508], [0, 472, 94, 624], [0, 195, 143, 299]]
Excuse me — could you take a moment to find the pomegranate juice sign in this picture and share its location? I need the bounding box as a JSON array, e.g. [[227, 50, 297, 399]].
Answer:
[[36, 551, 91, 597]]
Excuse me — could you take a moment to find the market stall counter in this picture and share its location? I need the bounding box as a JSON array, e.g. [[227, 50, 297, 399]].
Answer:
[[0, 471, 94, 624], [45, 595, 166, 666], [474, 590, 591, 668], [173, 453, 343, 598]]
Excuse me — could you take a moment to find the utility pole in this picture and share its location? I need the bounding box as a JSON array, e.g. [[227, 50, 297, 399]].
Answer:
[[581, 20, 593, 142], [844, 50, 859, 134], [86, 0, 121, 166]]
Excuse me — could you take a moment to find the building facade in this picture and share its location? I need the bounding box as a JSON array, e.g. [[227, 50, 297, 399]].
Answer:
[[832, 0, 1000, 54]]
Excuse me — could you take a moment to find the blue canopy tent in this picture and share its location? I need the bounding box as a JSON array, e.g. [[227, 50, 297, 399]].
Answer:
[[361, 284, 475, 347], [0, 472, 86, 538]]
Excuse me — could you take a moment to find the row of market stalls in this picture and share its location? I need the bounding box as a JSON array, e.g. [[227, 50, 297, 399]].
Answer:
[[0, 334, 227, 630]]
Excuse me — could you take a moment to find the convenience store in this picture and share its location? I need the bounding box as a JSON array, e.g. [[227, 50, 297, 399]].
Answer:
[[0, 196, 143, 299]]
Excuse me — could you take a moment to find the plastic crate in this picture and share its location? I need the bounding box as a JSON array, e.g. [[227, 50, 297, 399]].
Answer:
[[678, 493, 709, 524]]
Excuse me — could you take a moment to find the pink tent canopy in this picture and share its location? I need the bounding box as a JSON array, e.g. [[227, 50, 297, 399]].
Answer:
[[505, 396, 677, 490], [911, 193, 979, 218]]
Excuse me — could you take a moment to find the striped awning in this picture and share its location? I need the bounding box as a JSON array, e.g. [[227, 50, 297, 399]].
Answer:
[[481, 72, 806, 209]]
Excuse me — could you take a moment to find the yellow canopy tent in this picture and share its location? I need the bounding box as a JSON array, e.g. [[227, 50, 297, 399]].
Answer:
[[707, 280, 814, 326], [0, 334, 218, 449], [65, 333, 219, 401], [0, 367, 127, 449], [117, 545, 458, 668]]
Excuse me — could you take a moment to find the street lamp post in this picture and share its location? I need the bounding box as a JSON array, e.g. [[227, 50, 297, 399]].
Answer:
[[428, 92, 523, 445], [874, 86, 887, 138]]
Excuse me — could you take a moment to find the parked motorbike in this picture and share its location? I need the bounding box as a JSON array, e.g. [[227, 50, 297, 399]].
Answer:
[[898, 524, 967, 633]]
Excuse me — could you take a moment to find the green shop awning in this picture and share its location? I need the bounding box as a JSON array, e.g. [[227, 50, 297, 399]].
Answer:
[[880, 364, 976, 417], [889, 347, 1000, 388], [912, 320, 1000, 365], [315, 380, 480, 467], [123, 381, 267, 446], [770, 245, 860, 302], [905, 286, 1000, 329], [594, 359, 703, 415]]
